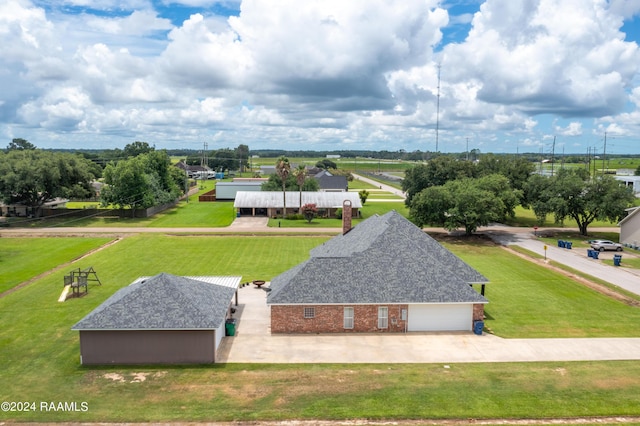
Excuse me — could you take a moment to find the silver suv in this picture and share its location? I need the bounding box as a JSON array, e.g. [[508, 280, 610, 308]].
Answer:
[[590, 240, 623, 252]]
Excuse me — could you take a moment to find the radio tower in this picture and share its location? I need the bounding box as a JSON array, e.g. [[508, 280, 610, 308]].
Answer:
[[435, 63, 441, 153]]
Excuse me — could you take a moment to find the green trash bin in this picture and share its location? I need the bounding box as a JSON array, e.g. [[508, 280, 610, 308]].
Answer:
[[225, 318, 236, 336]]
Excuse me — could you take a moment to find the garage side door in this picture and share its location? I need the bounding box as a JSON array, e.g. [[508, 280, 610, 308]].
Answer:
[[408, 304, 472, 331]]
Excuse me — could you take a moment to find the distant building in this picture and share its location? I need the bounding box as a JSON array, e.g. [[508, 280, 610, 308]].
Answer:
[[313, 170, 348, 192], [614, 175, 640, 197], [234, 191, 361, 217]]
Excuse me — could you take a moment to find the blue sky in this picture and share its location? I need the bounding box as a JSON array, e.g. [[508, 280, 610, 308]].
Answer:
[[2, 0, 640, 155]]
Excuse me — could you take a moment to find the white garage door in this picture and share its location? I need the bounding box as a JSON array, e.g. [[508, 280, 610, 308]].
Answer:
[[408, 304, 472, 331]]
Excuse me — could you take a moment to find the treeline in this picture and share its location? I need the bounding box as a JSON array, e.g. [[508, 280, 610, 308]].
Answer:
[[46, 146, 635, 165], [402, 155, 635, 235]]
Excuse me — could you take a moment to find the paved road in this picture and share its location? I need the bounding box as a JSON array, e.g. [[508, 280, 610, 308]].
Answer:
[[486, 228, 640, 296]]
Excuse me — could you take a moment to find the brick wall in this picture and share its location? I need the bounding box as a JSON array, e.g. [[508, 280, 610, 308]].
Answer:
[[271, 304, 408, 333], [473, 303, 485, 322]]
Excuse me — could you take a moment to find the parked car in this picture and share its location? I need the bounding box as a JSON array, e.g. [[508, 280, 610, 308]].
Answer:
[[590, 240, 623, 252]]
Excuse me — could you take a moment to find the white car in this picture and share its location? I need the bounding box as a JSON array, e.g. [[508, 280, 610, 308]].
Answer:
[[590, 240, 623, 252]]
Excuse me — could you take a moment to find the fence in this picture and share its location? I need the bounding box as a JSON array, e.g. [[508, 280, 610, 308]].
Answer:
[[40, 200, 180, 220]]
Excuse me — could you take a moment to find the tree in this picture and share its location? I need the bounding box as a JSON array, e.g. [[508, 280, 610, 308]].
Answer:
[[275, 156, 291, 218], [315, 159, 337, 170], [123, 141, 154, 158], [476, 154, 535, 191], [0, 150, 95, 214], [522, 174, 553, 225], [539, 169, 634, 235], [409, 175, 518, 235], [6, 138, 36, 151], [301, 203, 318, 223], [293, 163, 307, 212], [101, 150, 180, 210], [402, 156, 476, 206], [359, 189, 370, 205], [235, 144, 250, 173]]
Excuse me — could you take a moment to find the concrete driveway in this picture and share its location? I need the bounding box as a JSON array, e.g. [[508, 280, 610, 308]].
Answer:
[[216, 283, 640, 364]]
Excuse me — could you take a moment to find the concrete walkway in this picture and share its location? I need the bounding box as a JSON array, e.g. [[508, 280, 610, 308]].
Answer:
[[217, 284, 640, 363]]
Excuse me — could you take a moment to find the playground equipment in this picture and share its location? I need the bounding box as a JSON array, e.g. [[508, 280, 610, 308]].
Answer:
[[58, 267, 101, 302]]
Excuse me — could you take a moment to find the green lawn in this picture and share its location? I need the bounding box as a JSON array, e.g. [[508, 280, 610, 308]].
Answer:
[[0, 237, 112, 294], [2, 234, 640, 422], [506, 206, 619, 229], [446, 241, 640, 337]]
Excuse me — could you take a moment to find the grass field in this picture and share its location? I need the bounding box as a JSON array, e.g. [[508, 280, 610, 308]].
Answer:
[[446, 241, 640, 337], [2, 232, 640, 422], [0, 237, 112, 294]]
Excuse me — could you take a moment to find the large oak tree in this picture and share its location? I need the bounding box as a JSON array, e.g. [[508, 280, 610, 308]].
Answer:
[[0, 150, 96, 213]]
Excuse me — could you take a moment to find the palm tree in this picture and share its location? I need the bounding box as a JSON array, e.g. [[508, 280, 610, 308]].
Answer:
[[275, 156, 291, 218], [293, 163, 307, 213]]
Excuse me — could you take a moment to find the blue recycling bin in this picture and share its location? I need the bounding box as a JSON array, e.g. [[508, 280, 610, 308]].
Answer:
[[473, 321, 484, 335], [592, 250, 599, 259], [587, 249, 593, 258], [558, 240, 563, 247], [614, 254, 622, 266], [566, 241, 572, 249]]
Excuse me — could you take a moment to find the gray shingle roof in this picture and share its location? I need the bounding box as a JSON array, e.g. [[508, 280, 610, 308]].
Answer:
[[315, 175, 348, 191], [71, 273, 238, 330], [267, 211, 488, 305]]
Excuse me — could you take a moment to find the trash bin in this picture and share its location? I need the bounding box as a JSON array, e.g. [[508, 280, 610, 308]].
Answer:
[[592, 250, 599, 259], [587, 249, 593, 258], [614, 254, 622, 266], [473, 320, 484, 335], [225, 318, 237, 336], [558, 240, 563, 247], [566, 241, 572, 249]]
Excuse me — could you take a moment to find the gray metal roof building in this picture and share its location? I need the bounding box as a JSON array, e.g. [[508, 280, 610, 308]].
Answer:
[[234, 191, 362, 209]]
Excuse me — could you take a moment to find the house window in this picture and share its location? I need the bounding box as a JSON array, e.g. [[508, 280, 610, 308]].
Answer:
[[378, 306, 388, 329], [304, 307, 315, 319], [344, 307, 354, 329]]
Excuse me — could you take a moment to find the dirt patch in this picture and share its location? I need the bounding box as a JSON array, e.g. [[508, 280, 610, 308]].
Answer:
[[102, 371, 167, 383]]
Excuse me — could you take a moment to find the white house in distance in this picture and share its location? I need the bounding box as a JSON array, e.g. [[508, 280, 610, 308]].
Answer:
[[215, 178, 268, 200], [614, 175, 640, 197], [619, 207, 640, 249]]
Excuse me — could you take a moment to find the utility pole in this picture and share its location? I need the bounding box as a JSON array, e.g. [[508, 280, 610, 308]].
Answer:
[[201, 142, 208, 185], [466, 137, 469, 161], [551, 136, 556, 176], [435, 63, 441, 153], [602, 132, 607, 176]]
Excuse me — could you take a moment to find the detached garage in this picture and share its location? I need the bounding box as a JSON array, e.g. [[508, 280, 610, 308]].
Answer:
[[72, 273, 241, 365]]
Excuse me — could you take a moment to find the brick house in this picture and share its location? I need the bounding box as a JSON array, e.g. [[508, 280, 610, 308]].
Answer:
[[267, 209, 488, 333]]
